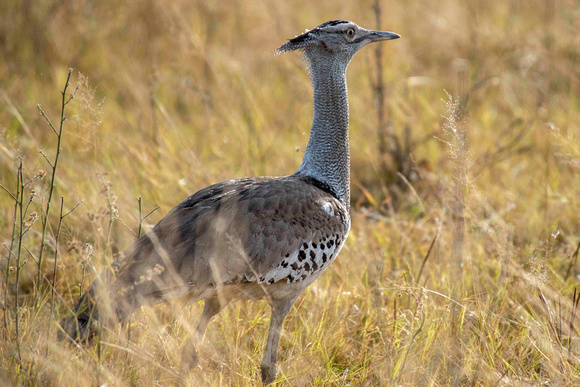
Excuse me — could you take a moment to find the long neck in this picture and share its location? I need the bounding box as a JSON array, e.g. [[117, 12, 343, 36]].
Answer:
[[296, 58, 350, 209]]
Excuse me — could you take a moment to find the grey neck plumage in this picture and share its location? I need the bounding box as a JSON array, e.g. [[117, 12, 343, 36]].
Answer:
[[295, 56, 351, 210]]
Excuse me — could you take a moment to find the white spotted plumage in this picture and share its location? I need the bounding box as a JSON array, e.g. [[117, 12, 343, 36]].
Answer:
[[250, 216, 350, 285]]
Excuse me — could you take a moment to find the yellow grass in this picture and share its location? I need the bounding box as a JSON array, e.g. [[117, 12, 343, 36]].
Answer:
[[1, 0, 579, 385]]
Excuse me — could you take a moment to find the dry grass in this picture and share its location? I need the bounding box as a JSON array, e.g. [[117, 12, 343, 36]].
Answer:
[[1, 0, 579, 385]]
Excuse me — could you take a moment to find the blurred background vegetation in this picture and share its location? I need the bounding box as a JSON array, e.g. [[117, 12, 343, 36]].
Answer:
[[0, 0, 579, 385]]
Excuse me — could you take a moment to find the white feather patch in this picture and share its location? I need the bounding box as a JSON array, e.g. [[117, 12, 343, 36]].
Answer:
[[321, 202, 334, 216]]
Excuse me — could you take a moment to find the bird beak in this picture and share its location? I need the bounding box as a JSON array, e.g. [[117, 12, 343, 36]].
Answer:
[[367, 30, 401, 42]]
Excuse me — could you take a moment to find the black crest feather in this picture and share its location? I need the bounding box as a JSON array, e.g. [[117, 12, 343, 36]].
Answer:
[[274, 20, 351, 55], [315, 20, 349, 29]]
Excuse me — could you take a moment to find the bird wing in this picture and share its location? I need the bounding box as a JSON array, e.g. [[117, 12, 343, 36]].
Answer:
[[117, 175, 350, 289]]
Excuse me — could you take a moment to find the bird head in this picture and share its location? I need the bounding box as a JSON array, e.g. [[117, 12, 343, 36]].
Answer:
[[276, 20, 400, 67]]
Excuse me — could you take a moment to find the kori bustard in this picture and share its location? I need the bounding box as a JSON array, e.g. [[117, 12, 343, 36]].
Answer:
[[61, 20, 400, 384]]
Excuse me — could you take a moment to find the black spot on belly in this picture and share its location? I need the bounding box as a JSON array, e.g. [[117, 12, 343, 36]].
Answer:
[[322, 253, 328, 263], [309, 250, 316, 259], [304, 262, 311, 271], [298, 250, 306, 261], [281, 260, 288, 268], [268, 278, 275, 284], [288, 274, 295, 282], [312, 262, 319, 271], [303, 242, 308, 249], [291, 262, 299, 270], [301, 274, 307, 280]]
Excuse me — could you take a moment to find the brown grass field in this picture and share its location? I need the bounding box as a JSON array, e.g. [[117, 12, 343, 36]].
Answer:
[[1, 0, 579, 385]]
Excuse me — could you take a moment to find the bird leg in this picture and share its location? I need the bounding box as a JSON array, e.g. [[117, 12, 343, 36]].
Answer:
[[180, 296, 227, 372], [261, 297, 297, 385], [195, 296, 227, 341]]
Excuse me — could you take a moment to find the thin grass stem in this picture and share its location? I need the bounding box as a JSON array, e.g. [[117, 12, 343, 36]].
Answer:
[[35, 69, 74, 308], [3, 165, 20, 340], [14, 160, 24, 361]]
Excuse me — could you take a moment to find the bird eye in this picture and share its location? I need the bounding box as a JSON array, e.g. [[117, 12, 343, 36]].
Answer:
[[346, 28, 355, 37]]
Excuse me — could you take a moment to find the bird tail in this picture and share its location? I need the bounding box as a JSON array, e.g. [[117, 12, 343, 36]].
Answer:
[[58, 283, 102, 342], [59, 229, 186, 342]]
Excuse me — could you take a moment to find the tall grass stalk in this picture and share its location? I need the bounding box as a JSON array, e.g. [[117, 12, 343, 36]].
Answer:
[[439, 92, 471, 279], [35, 69, 77, 308], [137, 196, 159, 239], [373, 0, 387, 179], [13, 160, 24, 361], [1, 166, 20, 340], [46, 197, 82, 355]]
